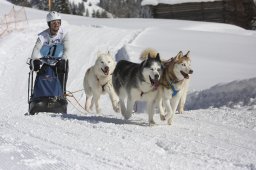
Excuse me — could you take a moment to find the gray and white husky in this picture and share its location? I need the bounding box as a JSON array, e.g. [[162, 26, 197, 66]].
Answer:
[[112, 54, 163, 125]]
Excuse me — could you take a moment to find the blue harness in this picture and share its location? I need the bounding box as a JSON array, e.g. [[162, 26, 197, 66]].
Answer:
[[168, 80, 179, 97]]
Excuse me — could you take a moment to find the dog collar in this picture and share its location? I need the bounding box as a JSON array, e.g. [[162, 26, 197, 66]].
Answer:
[[168, 81, 179, 97]]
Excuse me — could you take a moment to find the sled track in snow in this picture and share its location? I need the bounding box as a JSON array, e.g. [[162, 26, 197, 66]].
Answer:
[[0, 116, 143, 170], [0, 120, 72, 170]]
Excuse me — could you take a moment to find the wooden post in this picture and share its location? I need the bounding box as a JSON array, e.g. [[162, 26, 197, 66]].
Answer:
[[48, 0, 52, 11], [13, 6, 16, 30]]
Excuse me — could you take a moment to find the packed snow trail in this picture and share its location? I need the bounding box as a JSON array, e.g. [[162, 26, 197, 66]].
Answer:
[[1, 108, 256, 169]]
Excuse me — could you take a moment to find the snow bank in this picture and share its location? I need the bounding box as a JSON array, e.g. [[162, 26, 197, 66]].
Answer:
[[186, 77, 256, 110]]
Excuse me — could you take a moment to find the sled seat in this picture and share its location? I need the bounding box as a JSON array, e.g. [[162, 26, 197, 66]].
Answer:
[[29, 96, 67, 115]]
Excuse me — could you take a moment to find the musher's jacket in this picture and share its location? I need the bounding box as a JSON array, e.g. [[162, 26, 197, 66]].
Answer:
[[31, 27, 69, 60]]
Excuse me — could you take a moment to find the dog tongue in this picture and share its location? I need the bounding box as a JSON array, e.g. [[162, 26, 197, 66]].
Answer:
[[102, 68, 109, 75], [105, 70, 109, 75], [181, 71, 189, 79], [153, 80, 159, 90]]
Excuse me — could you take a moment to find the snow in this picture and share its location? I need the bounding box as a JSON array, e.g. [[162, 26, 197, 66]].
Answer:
[[141, 0, 221, 6], [186, 77, 256, 110], [1, 1, 256, 170]]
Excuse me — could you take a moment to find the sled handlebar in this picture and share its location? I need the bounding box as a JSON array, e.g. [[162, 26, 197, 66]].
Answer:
[[26, 57, 62, 67], [39, 57, 62, 66]]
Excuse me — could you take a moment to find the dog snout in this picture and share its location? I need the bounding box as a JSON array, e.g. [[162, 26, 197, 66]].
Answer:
[[189, 70, 193, 74], [105, 66, 109, 71], [154, 74, 159, 80]]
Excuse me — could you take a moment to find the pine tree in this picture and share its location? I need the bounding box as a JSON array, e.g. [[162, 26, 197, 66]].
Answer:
[[7, 0, 31, 7], [78, 2, 85, 15], [92, 10, 96, 18], [85, 9, 89, 17], [98, 0, 144, 18], [52, 0, 70, 14], [96, 10, 101, 18], [31, 0, 48, 10], [100, 11, 108, 18], [70, 2, 77, 15]]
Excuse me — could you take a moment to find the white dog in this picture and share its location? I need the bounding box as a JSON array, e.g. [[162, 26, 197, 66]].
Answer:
[[83, 51, 120, 113]]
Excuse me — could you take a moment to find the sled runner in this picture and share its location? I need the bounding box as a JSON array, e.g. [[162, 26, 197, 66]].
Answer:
[[27, 57, 68, 115]]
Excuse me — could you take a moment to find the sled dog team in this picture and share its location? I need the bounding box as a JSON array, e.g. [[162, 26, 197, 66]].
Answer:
[[83, 48, 193, 125]]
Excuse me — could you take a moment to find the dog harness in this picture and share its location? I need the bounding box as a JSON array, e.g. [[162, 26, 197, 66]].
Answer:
[[168, 80, 179, 97], [96, 74, 112, 92]]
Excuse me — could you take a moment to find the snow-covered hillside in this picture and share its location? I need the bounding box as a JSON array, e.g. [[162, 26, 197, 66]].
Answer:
[[186, 77, 256, 110], [0, 1, 256, 170]]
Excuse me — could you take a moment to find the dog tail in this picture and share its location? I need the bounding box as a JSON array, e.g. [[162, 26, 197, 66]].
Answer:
[[139, 48, 159, 61]]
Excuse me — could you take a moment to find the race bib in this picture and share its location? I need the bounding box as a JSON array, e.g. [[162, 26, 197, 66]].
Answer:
[[40, 44, 64, 58]]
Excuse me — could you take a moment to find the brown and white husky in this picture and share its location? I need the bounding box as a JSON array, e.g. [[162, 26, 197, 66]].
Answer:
[[140, 49, 193, 125]]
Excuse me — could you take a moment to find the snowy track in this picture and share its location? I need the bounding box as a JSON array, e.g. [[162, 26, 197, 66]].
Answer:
[[1, 109, 256, 170]]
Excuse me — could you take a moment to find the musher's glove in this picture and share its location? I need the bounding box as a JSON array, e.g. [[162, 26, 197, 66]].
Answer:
[[33, 59, 41, 71], [56, 59, 66, 73]]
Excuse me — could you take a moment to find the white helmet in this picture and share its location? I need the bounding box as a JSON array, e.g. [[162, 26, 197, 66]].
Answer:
[[46, 11, 61, 23]]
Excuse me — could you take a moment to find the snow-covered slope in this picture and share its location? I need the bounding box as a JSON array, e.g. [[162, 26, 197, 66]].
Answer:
[[0, 1, 256, 170], [186, 77, 256, 110]]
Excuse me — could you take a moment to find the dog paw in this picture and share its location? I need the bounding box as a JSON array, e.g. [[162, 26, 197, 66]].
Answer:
[[167, 118, 173, 125], [85, 108, 91, 113], [113, 103, 120, 113], [122, 112, 132, 120], [112, 101, 120, 113], [96, 108, 102, 114], [178, 109, 184, 114], [114, 106, 120, 113], [160, 114, 166, 121], [149, 120, 156, 126]]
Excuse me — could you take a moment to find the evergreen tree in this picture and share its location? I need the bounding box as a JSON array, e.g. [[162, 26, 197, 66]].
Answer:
[[52, 0, 70, 14], [70, 2, 78, 15], [99, 0, 143, 18], [30, 0, 48, 10], [96, 10, 101, 18], [78, 2, 85, 15], [7, 0, 31, 7], [100, 11, 108, 18], [85, 9, 89, 17], [92, 10, 96, 17]]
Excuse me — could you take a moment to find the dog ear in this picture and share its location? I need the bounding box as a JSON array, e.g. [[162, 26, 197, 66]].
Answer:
[[175, 51, 183, 61], [184, 51, 190, 58], [96, 51, 101, 58], [147, 53, 152, 59], [161, 63, 165, 69], [155, 53, 161, 61]]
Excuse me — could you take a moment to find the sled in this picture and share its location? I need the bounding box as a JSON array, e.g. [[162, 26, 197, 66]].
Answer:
[[27, 57, 68, 115]]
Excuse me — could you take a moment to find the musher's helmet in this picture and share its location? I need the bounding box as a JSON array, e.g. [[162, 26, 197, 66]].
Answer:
[[46, 11, 61, 27]]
